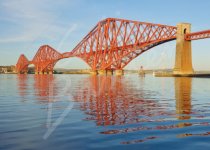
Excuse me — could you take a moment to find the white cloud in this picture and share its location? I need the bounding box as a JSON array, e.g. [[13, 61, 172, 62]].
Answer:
[[0, 0, 78, 43], [2, 0, 48, 20]]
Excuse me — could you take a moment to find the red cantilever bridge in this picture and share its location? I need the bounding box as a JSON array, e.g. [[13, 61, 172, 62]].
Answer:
[[16, 18, 210, 75]]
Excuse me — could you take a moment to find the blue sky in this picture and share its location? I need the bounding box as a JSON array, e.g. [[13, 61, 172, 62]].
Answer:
[[0, 0, 210, 70]]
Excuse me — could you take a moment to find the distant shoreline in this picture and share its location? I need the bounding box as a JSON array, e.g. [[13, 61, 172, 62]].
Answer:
[[1, 69, 210, 75]]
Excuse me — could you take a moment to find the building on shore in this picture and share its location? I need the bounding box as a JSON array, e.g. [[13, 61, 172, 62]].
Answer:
[[0, 66, 16, 74]]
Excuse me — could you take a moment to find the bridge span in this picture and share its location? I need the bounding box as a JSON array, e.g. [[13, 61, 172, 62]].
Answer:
[[16, 18, 210, 75]]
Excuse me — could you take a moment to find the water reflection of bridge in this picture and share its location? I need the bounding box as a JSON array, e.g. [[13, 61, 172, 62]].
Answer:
[[17, 74, 56, 102], [175, 77, 192, 120], [17, 75, 210, 142], [73, 75, 166, 126], [17, 75, 192, 125]]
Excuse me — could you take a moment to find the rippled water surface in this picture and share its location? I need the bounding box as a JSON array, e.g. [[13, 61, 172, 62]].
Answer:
[[1, 74, 210, 150]]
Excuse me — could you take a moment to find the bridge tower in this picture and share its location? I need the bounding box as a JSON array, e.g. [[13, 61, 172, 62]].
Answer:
[[173, 23, 194, 75]]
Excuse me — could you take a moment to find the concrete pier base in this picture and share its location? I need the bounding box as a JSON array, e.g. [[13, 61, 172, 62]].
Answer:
[[115, 70, 124, 76], [106, 70, 113, 76], [98, 70, 106, 75], [49, 71, 53, 75], [35, 72, 38, 75], [90, 70, 98, 75], [39, 72, 43, 75], [154, 71, 210, 77], [44, 72, 48, 74]]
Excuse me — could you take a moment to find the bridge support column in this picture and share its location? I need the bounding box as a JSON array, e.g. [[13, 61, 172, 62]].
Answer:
[[173, 23, 194, 75], [39, 71, 43, 75], [44, 72, 47, 74], [115, 70, 124, 76], [49, 71, 53, 74], [106, 70, 113, 76], [90, 70, 98, 75], [35, 72, 38, 75], [98, 70, 106, 75]]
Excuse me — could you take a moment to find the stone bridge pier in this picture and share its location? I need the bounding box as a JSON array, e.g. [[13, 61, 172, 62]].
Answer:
[[173, 23, 194, 75]]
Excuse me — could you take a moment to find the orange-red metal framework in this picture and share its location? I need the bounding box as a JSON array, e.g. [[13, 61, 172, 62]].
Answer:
[[32, 45, 63, 73], [185, 30, 210, 41], [15, 18, 210, 74], [71, 18, 177, 70], [16, 54, 29, 74]]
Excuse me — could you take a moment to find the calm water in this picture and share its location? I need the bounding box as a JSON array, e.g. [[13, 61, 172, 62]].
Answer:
[[1, 74, 210, 150]]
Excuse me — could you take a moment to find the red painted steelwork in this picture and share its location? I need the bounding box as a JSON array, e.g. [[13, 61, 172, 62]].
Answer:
[[15, 18, 210, 74], [16, 54, 29, 74], [71, 18, 177, 70], [32, 45, 62, 73], [185, 30, 210, 41]]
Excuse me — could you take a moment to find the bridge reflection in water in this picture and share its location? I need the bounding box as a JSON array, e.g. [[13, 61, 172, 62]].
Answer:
[[17, 75, 193, 124], [17, 75, 210, 143], [74, 75, 163, 126], [33, 75, 55, 101], [17, 74, 28, 102], [17, 74, 57, 102], [175, 77, 192, 121]]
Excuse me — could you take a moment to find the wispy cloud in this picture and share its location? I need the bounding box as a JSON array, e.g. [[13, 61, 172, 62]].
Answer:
[[0, 0, 78, 43]]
